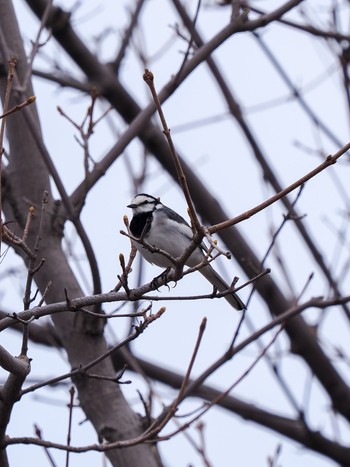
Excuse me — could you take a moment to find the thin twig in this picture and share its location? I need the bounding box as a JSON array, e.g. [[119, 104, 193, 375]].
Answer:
[[65, 386, 75, 467], [157, 325, 284, 441], [22, 207, 35, 242], [34, 425, 57, 467], [144, 317, 207, 436], [0, 57, 17, 252], [113, 0, 146, 73], [21, 307, 166, 395], [0, 96, 36, 119], [143, 69, 201, 233], [174, 0, 202, 83], [37, 281, 52, 307], [209, 141, 350, 234], [23, 0, 53, 89]]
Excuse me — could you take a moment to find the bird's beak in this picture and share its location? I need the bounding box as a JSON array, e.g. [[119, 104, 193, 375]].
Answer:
[[127, 203, 136, 208]]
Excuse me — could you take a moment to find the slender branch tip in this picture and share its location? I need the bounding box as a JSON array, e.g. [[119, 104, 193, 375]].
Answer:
[[143, 68, 154, 85]]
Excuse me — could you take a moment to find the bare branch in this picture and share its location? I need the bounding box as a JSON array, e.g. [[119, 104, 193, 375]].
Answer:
[[209, 141, 350, 234]]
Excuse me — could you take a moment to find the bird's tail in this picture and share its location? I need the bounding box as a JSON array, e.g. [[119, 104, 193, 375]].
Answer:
[[200, 264, 246, 311]]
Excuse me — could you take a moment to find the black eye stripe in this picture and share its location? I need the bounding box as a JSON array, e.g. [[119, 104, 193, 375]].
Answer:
[[140, 199, 158, 206], [133, 195, 159, 207]]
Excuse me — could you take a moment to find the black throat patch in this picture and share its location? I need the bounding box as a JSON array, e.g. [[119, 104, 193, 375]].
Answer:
[[129, 212, 153, 238]]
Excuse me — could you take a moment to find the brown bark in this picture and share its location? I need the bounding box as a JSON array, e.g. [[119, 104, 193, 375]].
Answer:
[[0, 1, 161, 465]]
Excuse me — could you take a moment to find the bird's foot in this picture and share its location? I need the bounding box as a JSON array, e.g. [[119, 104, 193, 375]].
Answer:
[[151, 267, 171, 291]]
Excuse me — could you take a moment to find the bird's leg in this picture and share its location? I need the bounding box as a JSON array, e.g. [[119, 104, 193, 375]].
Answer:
[[151, 267, 172, 291]]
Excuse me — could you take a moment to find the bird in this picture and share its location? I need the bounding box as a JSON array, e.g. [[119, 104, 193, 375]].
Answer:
[[127, 193, 245, 311]]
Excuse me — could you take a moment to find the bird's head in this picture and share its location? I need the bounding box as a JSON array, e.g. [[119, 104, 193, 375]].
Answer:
[[127, 193, 160, 214]]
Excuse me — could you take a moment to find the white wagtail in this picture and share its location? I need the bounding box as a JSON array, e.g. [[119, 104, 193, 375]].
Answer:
[[127, 194, 245, 311]]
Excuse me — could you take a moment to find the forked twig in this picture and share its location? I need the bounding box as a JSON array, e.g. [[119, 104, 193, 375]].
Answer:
[[143, 317, 207, 436]]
